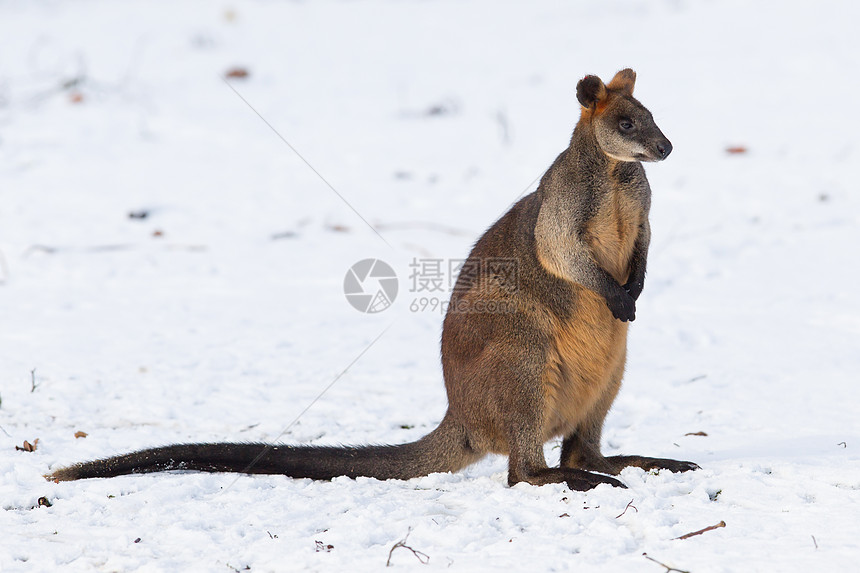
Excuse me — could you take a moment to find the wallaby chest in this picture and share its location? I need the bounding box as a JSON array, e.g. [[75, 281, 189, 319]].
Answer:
[[583, 178, 645, 284], [535, 166, 647, 438]]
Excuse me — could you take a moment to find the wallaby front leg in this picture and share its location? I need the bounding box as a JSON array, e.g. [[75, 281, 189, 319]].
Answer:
[[535, 199, 636, 322], [622, 220, 651, 301]]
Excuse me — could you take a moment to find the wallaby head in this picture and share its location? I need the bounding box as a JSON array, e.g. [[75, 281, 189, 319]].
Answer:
[[576, 69, 672, 163]]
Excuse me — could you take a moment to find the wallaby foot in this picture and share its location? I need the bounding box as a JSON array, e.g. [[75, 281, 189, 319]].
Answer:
[[508, 467, 626, 491], [559, 469, 626, 491], [561, 433, 699, 476], [605, 455, 699, 474], [575, 454, 699, 475], [507, 435, 627, 491]]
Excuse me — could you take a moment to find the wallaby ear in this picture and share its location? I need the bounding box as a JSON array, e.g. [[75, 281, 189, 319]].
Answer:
[[607, 68, 636, 95], [576, 75, 607, 109]]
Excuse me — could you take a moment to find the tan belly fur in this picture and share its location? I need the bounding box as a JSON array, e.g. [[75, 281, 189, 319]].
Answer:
[[540, 287, 628, 441]]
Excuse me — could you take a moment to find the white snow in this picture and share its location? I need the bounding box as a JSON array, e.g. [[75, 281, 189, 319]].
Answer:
[[1, 0, 859, 571]]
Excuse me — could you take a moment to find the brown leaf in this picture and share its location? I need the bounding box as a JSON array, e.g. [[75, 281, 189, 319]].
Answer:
[[152, 229, 164, 238], [74, 431, 88, 439], [225, 67, 250, 79], [37, 496, 52, 508], [684, 431, 708, 437], [69, 91, 84, 104], [725, 146, 748, 155], [16, 439, 39, 452]]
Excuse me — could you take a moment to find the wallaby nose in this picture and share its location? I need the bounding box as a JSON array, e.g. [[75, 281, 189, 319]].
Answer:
[[657, 140, 673, 159]]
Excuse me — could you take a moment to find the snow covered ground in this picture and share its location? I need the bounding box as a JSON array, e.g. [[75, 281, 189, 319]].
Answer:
[[1, 0, 859, 571]]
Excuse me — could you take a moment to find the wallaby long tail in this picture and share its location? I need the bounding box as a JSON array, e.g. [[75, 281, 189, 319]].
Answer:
[[46, 413, 479, 482]]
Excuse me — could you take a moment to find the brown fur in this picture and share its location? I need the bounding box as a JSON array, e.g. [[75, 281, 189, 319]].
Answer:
[[541, 291, 626, 443], [46, 70, 696, 490]]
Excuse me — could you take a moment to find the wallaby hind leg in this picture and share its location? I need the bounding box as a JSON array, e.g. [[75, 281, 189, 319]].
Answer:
[[507, 426, 625, 491], [500, 360, 625, 490], [561, 429, 699, 475], [559, 364, 699, 475]]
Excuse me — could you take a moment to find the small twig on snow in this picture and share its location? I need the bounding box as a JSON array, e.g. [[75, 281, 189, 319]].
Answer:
[[386, 528, 429, 567], [615, 499, 638, 518], [643, 553, 690, 573], [675, 520, 726, 540], [30, 369, 39, 393], [811, 535, 818, 549]]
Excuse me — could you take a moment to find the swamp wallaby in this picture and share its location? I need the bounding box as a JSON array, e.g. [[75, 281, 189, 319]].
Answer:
[[47, 69, 698, 490]]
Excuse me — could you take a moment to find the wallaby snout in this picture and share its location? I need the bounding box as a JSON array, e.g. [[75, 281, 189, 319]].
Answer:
[[639, 135, 672, 162]]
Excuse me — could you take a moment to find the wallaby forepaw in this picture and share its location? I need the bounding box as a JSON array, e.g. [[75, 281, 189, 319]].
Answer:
[[606, 290, 636, 322], [622, 279, 644, 302]]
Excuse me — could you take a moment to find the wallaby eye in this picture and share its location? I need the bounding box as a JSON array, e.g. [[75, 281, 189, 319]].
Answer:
[[619, 119, 635, 133]]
